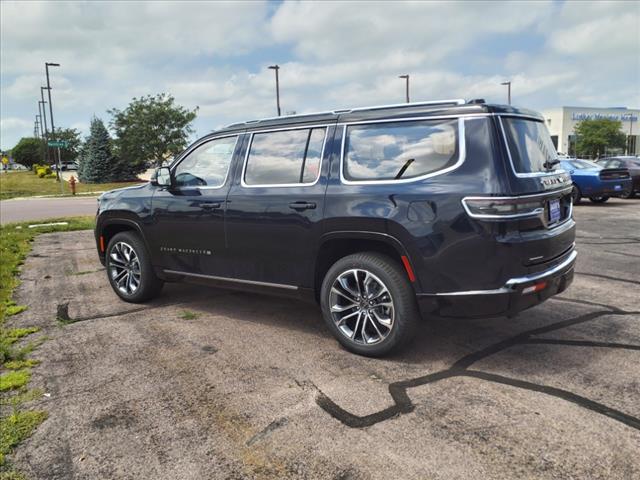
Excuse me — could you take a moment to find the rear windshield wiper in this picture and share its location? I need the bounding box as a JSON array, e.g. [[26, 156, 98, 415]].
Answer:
[[395, 158, 415, 179], [543, 159, 560, 171]]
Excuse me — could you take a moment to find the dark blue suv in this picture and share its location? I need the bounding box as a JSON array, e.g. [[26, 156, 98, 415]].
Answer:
[[95, 99, 576, 356]]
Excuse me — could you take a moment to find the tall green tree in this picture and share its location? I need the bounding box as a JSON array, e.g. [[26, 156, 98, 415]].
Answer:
[[79, 118, 118, 183], [48, 128, 82, 164], [575, 118, 627, 158], [109, 93, 198, 173], [10, 137, 44, 168]]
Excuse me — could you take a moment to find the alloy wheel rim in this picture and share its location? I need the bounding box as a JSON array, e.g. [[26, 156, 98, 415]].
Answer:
[[329, 269, 395, 345], [109, 241, 141, 295]]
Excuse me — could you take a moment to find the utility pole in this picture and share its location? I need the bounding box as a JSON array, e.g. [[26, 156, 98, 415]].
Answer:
[[501, 81, 512, 105], [45, 62, 63, 191], [40, 87, 52, 166], [268, 65, 281, 116], [399, 74, 410, 103]]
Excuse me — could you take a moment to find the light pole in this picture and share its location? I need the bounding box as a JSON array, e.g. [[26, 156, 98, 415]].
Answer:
[[501, 81, 511, 105], [268, 65, 281, 117], [40, 87, 52, 166], [38, 102, 47, 162], [35, 116, 41, 139], [399, 74, 410, 103], [45, 62, 63, 189], [628, 115, 635, 155]]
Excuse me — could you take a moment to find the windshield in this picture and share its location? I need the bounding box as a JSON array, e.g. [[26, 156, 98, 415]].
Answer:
[[502, 117, 558, 174]]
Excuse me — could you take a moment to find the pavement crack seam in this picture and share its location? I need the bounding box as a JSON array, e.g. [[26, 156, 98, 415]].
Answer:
[[316, 305, 640, 430]]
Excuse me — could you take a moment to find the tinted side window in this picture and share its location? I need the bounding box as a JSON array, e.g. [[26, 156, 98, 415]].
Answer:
[[174, 136, 237, 188], [244, 128, 326, 186], [343, 119, 459, 181]]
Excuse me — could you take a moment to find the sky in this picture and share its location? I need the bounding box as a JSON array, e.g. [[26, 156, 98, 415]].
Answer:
[[1, 0, 639, 150]]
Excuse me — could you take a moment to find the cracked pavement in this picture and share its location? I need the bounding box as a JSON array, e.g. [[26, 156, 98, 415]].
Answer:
[[7, 198, 640, 479]]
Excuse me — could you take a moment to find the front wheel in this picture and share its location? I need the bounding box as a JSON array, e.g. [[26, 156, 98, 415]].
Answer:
[[106, 231, 163, 303], [589, 196, 610, 203], [320, 252, 419, 357]]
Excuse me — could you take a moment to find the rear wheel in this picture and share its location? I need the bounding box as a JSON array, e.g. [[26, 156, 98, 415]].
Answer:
[[571, 185, 582, 204], [619, 189, 635, 199], [320, 252, 419, 357], [106, 231, 163, 303], [589, 196, 610, 203]]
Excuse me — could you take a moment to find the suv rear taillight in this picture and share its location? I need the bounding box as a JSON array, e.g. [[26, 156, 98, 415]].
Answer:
[[462, 197, 544, 219], [462, 188, 572, 227]]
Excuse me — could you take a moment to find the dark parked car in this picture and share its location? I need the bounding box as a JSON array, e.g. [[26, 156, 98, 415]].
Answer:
[[595, 156, 640, 198], [95, 99, 576, 356], [559, 158, 632, 204]]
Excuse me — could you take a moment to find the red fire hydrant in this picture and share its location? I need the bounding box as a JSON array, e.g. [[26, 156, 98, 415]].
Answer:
[[69, 175, 77, 195]]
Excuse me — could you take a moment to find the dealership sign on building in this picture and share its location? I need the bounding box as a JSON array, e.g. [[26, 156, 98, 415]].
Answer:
[[571, 112, 638, 122]]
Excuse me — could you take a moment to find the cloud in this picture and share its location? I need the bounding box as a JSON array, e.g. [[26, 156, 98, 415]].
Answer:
[[1, 0, 638, 150]]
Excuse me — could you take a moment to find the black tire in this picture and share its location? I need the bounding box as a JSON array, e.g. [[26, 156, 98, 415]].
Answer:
[[320, 252, 419, 357], [589, 196, 610, 203], [571, 185, 582, 205], [619, 189, 635, 199], [106, 231, 163, 303]]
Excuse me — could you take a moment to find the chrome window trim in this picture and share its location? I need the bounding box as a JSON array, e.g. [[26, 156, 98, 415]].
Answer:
[[163, 269, 298, 290], [170, 134, 240, 191], [339, 117, 466, 185], [424, 248, 577, 296], [240, 125, 330, 188], [461, 185, 573, 222], [498, 116, 560, 178]]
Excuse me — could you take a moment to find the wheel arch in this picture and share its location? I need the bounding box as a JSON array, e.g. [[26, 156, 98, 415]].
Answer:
[[313, 231, 419, 301], [96, 215, 149, 265]]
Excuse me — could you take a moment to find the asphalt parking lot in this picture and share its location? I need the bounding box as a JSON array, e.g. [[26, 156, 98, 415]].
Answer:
[[8, 198, 640, 479]]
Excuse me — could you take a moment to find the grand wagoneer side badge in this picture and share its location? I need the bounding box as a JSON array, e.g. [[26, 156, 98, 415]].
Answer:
[[160, 246, 212, 256]]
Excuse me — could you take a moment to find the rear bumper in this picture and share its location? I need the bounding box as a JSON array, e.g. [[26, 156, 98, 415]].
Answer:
[[417, 249, 576, 319]]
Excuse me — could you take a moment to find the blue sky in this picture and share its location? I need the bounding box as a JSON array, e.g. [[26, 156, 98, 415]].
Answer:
[[1, 0, 639, 150]]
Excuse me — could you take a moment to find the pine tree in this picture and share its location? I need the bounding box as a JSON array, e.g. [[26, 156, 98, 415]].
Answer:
[[80, 117, 116, 183], [76, 140, 88, 182]]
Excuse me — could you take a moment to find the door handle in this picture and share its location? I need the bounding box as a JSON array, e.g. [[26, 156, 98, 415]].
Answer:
[[288, 201, 316, 211], [200, 202, 221, 210]]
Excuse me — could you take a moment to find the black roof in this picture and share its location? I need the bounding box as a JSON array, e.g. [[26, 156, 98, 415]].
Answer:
[[210, 99, 544, 137]]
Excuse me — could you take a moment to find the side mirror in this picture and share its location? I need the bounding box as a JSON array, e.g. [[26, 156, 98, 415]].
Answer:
[[153, 167, 172, 187]]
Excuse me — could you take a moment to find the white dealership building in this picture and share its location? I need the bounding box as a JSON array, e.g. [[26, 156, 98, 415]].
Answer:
[[541, 106, 639, 157]]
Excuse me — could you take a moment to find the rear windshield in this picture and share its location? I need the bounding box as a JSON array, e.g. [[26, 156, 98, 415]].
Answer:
[[502, 117, 558, 174]]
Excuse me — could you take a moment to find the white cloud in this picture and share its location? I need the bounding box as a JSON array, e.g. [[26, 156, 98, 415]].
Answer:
[[1, 0, 638, 150]]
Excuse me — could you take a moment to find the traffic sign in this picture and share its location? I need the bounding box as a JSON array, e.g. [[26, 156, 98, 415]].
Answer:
[[48, 140, 68, 148]]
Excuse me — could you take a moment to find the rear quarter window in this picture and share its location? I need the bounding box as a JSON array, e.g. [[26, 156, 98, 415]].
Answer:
[[343, 119, 460, 182]]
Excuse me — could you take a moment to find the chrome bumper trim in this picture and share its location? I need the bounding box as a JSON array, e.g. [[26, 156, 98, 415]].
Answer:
[[429, 249, 577, 296]]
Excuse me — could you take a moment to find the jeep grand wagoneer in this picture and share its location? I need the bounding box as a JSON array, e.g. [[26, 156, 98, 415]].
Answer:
[[95, 99, 576, 356]]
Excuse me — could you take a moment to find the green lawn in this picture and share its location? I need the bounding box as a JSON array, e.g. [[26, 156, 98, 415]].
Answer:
[[0, 171, 144, 200], [0, 216, 94, 473]]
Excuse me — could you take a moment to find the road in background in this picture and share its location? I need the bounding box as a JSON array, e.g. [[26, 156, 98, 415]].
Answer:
[[0, 196, 98, 224]]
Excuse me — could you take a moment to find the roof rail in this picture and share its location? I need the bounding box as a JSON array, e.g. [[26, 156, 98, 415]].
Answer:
[[337, 99, 466, 114], [223, 99, 467, 128]]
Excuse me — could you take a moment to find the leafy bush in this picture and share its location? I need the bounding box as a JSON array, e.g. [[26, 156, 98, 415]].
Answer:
[[44, 173, 56, 179], [36, 170, 46, 178]]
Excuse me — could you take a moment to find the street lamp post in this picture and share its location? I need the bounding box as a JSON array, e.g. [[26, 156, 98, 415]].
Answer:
[[268, 65, 281, 117], [399, 74, 410, 103], [45, 62, 63, 190], [501, 81, 512, 105], [40, 87, 52, 166], [38, 102, 47, 163]]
